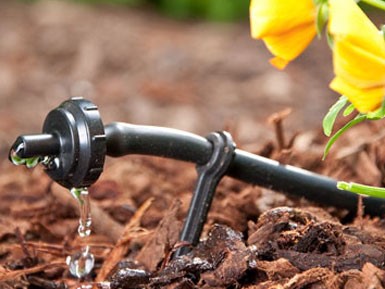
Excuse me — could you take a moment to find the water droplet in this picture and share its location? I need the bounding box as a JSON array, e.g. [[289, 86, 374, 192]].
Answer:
[[9, 148, 42, 168], [73, 283, 111, 289], [68, 188, 94, 279], [66, 246, 95, 279], [78, 220, 92, 238], [41, 156, 60, 170], [9, 149, 24, 165], [25, 156, 41, 168], [9, 143, 24, 164], [77, 284, 93, 289], [97, 282, 111, 289], [71, 188, 92, 238], [9, 143, 46, 169]]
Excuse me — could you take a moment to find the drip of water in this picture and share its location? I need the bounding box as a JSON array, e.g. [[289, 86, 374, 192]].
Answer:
[[67, 188, 95, 279], [9, 144, 57, 169], [97, 282, 111, 289], [67, 246, 95, 279], [9, 147, 42, 168], [73, 188, 92, 238], [77, 285, 93, 289]]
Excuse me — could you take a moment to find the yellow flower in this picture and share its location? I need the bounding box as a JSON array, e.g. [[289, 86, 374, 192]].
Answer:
[[249, 0, 317, 69], [329, 0, 385, 113]]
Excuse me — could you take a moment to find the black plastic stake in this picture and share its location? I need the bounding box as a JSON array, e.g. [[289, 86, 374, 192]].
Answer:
[[174, 131, 235, 257]]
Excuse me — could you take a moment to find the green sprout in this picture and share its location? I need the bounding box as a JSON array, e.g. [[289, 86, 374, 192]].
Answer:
[[338, 181, 385, 198]]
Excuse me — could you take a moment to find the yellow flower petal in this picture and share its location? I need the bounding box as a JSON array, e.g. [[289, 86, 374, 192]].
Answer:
[[263, 22, 316, 69], [250, 0, 316, 68], [270, 57, 289, 70], [333, 40, 385, 88], [329, 0, 385, 55], [250, 0, 316, 38], [328, 0, 385, 113], [330, 77, 385, 113]]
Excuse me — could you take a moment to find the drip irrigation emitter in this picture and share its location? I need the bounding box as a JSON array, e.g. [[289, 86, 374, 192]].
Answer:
[[9, 98, 385, 256]]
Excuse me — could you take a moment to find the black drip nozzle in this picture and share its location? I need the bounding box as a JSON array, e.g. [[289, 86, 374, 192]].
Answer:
[[11, 134, 60, 158], [9, 97, 106, 189]]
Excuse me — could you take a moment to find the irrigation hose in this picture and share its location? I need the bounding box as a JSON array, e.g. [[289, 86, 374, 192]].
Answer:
[[105, 122, 385, 217]]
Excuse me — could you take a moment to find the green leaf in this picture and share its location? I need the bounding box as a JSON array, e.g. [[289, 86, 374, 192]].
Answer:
[[343, 104, 355, 116], [337, 181, 385, 198], [323, 114, 367, 160], [322, 96, 348, 137], [10, 154, 26, 166], [316, 2, 329, 37]]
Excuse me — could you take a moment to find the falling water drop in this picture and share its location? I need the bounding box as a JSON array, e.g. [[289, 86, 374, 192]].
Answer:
[[73, 188, 92, 238], [66, 245, 95, 279], [67, 187, 95, 279]]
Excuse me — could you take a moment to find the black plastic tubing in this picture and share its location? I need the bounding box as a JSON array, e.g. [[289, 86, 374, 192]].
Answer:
[[105, 122, 385, 217]]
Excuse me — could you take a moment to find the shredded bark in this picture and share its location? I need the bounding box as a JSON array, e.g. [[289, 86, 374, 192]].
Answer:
[[96, 198, 153, 281], [136, 200, 183, 271]]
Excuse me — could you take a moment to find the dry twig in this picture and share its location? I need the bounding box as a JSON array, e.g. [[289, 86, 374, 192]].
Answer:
[[0, 262, 66, 282], [96, 198, 154, 281]]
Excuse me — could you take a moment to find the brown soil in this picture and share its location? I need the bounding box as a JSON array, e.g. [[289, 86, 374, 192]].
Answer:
[[2, 1, 385, 289]]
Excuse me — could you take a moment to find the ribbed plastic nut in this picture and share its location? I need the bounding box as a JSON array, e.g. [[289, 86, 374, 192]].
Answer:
[[43, 97, 106, 188]]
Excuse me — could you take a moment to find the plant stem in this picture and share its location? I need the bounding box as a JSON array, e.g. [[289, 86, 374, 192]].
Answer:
[[323, 114, 367, 160], [360, 0, 385, 11], [337, 181, 385, 198]]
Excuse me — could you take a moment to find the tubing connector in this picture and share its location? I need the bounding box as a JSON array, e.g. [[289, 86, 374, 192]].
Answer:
[[9, 97, 106, 189]]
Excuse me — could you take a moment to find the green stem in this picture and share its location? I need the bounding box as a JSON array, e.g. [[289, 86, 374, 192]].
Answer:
[[337, 181, 385, 198], [322, 114, 367, 160], [360, 0, 385, 11]]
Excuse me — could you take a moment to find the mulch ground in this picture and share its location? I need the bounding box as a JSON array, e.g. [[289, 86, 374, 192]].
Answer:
[[2, 1, 385, 289]]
